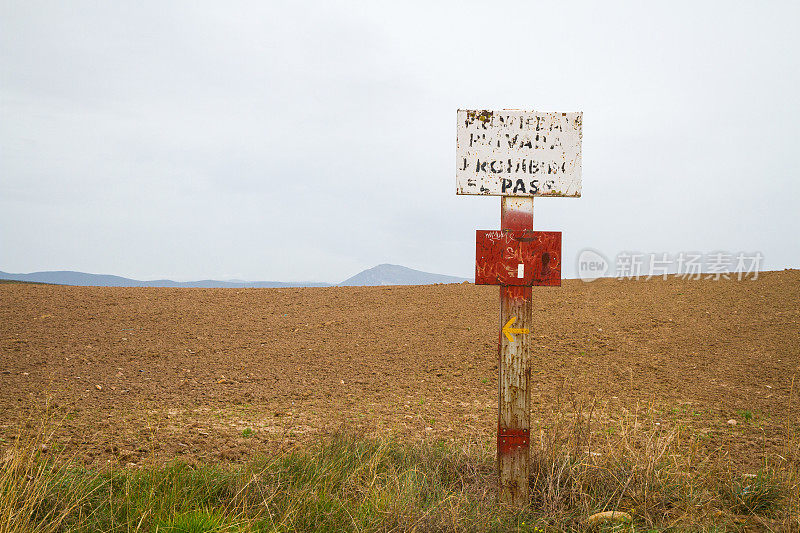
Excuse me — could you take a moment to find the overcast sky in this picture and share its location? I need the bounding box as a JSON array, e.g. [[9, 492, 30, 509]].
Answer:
[[2, 1, 799, 283]]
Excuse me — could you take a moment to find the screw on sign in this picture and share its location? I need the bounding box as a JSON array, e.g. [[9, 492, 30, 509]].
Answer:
[[456, 109, 582, 506]]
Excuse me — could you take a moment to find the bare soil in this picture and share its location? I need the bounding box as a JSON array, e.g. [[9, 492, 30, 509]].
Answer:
[[1, 271, 798, 469]]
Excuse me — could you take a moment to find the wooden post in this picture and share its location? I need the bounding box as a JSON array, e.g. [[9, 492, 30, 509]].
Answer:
[[497, 196, 533, 506]]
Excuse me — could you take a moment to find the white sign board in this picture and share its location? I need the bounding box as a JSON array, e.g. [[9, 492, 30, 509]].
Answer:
[[456, 110, 582, 197]]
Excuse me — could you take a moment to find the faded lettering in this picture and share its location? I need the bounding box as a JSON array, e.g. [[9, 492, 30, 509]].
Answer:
[[456, 109, 582, 197]]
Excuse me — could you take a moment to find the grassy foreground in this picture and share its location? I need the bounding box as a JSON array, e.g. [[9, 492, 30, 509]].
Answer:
[[1, 407, 798, 533]]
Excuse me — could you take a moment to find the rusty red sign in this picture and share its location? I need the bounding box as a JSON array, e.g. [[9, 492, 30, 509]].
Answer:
[[475, 230, 561, 286], [497, 427, 530, 456]]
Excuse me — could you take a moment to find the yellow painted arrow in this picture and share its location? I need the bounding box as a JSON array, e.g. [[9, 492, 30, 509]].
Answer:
[[502, 317, 529, 343]]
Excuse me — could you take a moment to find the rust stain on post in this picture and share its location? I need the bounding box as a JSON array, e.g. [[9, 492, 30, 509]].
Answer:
[[497, 196, 533, 506]]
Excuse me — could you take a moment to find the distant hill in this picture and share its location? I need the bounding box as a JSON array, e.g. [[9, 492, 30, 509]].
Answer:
[[0, 271, 331, 288], [0, 264, 471, 288], [338, 264, 470, 286]]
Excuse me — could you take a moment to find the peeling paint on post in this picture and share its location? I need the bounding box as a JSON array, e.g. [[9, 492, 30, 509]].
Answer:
[[456, 109, 582, 507], [498, 196, 533, 506]]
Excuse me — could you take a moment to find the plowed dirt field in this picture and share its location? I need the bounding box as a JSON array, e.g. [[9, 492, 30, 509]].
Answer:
[[1, 271, 798, 470]]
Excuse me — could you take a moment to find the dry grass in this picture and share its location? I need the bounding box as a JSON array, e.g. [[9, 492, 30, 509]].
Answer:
[[0, 414, 103, 532], [528, 390, 799, 531], [1, 396, 798, 532]]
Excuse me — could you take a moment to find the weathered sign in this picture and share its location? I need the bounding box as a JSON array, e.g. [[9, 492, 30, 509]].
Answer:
[[456, 110, 582, 197], [475, 230, 561, 286], [456, 108, 583, 507]]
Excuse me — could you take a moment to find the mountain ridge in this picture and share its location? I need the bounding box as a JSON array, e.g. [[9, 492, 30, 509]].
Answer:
[[339, 263, 470, 286], [0, 270, 331, 288], [0, 264, 471, 288]]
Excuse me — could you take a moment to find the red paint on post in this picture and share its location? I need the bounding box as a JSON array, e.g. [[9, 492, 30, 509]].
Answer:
[[502, 285, 529, 303], [500, 197, 533, 231], [475, 230, 561, 286], [497, 427, 530, 455], [501, 205, 533, 230]]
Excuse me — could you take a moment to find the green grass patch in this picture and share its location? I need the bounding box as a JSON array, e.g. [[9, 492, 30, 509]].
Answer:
[[737, 409, 755, 423]]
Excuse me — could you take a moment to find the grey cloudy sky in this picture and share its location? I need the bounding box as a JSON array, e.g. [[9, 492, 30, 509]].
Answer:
[[2, 1, 799, 282]]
